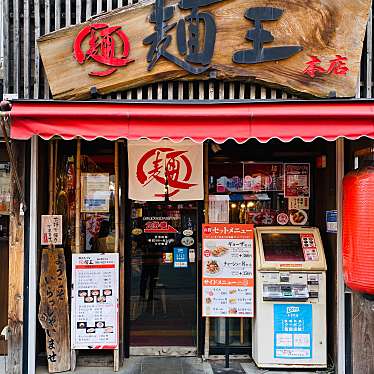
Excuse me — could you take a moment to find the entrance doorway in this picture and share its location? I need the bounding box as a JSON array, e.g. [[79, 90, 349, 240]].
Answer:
[[128, 202, 199, 355]]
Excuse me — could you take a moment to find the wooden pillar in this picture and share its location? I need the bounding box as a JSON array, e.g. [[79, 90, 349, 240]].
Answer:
[[113, 141, 120, 371], [7, 140, 25, 374], [351, 293, 374, 373], [203, 142, 210, 359], [74, 138, 81, 254], [119, 141, 126, 363], [71, 138, 81, 371]]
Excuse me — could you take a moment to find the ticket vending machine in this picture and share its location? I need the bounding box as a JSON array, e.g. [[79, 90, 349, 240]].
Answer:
[[252, 227, 327, 369]]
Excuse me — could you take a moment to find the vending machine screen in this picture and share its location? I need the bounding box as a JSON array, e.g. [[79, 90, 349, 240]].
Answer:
[[261, 233, 305, 262]]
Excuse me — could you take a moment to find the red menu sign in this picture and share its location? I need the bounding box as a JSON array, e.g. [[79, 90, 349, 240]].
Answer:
[[202, 224, 254, 318]]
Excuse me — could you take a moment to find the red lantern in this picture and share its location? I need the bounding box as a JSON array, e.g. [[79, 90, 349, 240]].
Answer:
[[342, 166, 374, 294]]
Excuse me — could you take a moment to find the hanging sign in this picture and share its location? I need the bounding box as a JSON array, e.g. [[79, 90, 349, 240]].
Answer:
[[202, 223, 254, 317], [71, 253, 119, 349], [41, 215, 63, 245], [128, 140, 203, 201], [37, 0, 371, 100], [81, 173, 110, 213]]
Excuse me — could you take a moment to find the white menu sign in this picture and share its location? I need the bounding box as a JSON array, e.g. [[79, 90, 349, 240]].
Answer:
[[71, 253, 119, 349], [41, 215, 63, 245], [202, 224, 254, 318], [209, 195, 229, 223]]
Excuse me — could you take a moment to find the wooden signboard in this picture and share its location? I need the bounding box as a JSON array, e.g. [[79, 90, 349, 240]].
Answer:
[[38, 248, 70, 373], [37, 0, 371, 100]]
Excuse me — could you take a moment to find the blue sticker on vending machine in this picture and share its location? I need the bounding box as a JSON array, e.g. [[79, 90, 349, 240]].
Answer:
[[273, 304, 312, 359]]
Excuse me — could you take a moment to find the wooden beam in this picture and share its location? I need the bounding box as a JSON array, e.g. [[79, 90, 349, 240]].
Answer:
[[7, 141, 25, 374]]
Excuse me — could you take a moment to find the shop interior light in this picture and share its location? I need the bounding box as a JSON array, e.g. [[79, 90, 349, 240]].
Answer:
[[240, 203, 246, 209], [231, 203, 237, 209], [247, 201, 255, 208], [211, 143, 222, 154]]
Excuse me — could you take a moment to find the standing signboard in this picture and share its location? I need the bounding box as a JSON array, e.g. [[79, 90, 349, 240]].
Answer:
[[202, 223, 254, 317], [71, 253, 119, 349], [38, 248, 70, 372]]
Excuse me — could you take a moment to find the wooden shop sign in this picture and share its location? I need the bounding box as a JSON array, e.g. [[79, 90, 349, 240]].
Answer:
[[38, 248, 70, 373], [37, 0, 372, 100]]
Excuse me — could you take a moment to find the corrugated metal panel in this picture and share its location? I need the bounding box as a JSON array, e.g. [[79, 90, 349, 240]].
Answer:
[[2, 0, 373, 101]]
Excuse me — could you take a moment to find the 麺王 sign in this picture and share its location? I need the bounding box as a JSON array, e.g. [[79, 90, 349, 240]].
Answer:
[[128, 139, 203, 201], [37, 0, 371, 100]]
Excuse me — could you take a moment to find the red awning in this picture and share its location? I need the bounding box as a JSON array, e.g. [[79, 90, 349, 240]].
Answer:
[[9, 100, 374, 143]]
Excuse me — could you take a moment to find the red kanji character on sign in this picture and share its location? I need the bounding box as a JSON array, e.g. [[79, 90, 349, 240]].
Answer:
[[327, 54, 349, 75], [137, 147, 197, 198], [303, 56, 326, 78], [73, 23, 134, 77]]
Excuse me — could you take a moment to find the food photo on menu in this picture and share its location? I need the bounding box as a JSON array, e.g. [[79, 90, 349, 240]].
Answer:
[[206, 260, 220, 275], [84, 296, 94, 303], [204, 242, 231, 276]]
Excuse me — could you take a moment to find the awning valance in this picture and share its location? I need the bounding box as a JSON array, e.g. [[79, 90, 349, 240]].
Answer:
[[9, 100, 374, 143]]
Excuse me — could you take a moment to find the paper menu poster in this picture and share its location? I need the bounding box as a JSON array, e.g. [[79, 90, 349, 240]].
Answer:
[[71, 253, 119, 349], [202, 224, 254, 318]]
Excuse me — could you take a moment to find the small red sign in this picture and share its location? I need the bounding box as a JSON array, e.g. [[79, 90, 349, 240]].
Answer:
[[303, 54, 349, 78], [204, 249, 211, 257], [143, 221, 178, 233], [73, 23, 134, 77]]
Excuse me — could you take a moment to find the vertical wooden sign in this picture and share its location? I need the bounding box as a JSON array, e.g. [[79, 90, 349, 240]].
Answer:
[[38, 248, 70, 373]]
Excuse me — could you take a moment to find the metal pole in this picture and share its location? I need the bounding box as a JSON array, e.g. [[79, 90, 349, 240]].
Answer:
[[225, 318, 229, 368], [336, 138, 345, 374], [27, 135, 38, 374]]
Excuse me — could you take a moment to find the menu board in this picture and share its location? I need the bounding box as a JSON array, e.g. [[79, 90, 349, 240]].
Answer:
[[284, 164, 310, 198], [71, 253, 119, 349], [202, 224, 254, 317]]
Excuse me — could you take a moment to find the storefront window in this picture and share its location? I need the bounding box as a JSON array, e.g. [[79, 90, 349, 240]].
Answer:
[[55, 140, 116, 254]]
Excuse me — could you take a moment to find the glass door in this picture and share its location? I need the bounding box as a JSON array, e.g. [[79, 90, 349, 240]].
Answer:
[[128, 201, 198, 354]]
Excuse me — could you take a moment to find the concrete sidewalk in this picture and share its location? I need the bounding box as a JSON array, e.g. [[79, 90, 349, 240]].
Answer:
[[0, 356, 330, 374]]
